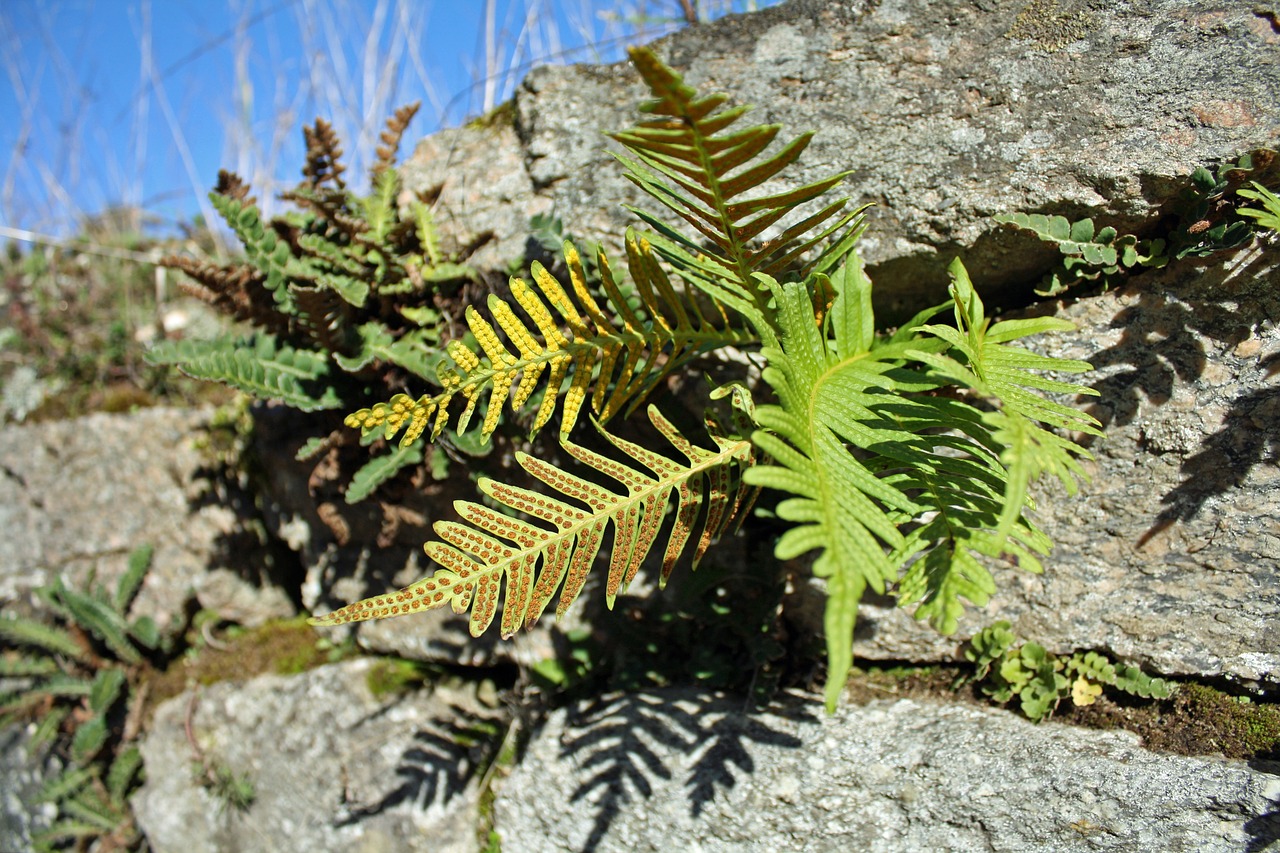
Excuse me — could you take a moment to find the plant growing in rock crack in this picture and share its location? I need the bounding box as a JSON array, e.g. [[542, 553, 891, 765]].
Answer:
[[996, 148, 1279, 296], [959, 621, 1173, 722], [300, 47, 1104, 712], [147, 103, 488, 506], [0, 544, 162, 850]]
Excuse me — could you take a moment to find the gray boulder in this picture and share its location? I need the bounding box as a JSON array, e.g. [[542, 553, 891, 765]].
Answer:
[[398, 0, 1280, 689], [132, 658, 499, 853], [0, 407, 294, 631], [494, 689, 1280, 852]]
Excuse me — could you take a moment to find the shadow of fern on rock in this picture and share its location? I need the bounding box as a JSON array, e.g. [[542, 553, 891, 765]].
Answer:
[[558, 690, 808, 850], [335, 702, 503, 827], [1139, 369, 1280, 549]]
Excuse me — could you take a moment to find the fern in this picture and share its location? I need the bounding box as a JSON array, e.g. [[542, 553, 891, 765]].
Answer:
[[346, 237, 754, 445], [312, 47, 1104, 713], [993, 211, 1167, 296], [147, 335, 342, 413], [612, 46, 862, 330], [312, 406, 755, 636], [962, 622, 1173, 721], [1238, 181, 1280, 232]]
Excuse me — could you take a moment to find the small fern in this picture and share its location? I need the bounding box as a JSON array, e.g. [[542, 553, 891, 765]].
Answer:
[[961, 621, 1173, 721], [1238, 181, 1280, 233], [997, 148, 1278, 295], [149, 104, 481, 504]]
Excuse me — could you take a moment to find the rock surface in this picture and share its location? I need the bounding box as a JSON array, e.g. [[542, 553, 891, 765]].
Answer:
[[494, 689, 1280, 853], [132, 658, 499, 853], [0, 406, 294, 632], [405, 0, 1280, 319], [836, 250, 1280, 688]]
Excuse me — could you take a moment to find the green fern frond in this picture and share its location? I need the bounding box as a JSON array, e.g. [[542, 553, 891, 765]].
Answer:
[[1238, 181, 1280, 232], [613, 47, 858, 316], [344, 441, 424, 505], [345, 238, 753, 445], [914, 259, 1100, 545], [744, 270, 946, 710], [208, 193, 300, 313], [146, 335, 342, 412], [311, 406, 755, 637]]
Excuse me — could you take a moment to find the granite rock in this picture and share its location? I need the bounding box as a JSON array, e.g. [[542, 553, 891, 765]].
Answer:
[[494, 689, 1280, 852], [132, 658, 499, 853]]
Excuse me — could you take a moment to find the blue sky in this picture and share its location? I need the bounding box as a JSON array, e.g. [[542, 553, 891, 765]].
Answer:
[[1, 1, 767, 238]]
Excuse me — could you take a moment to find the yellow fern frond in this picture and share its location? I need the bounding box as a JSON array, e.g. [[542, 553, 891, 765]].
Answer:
[[310, 406, 756, 636], [344, 238, 754, 444]]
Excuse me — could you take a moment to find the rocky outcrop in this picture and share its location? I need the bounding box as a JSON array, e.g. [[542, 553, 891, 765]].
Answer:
[[132, 658, 499, 853], [405, 0, 1280, 320], [495, 688, 1280, 852]]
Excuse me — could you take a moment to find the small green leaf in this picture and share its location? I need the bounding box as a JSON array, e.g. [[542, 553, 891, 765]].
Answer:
[[70, 716, 109, 763]]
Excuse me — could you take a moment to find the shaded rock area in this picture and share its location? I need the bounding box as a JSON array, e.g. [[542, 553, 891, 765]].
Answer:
[[404, 0, 1279, 321], [0, 406, 294, 631], [0, 727, 57, 851], [495, 689, 1280, 853], [132, 658, 499, 853], [835, 249, 1280, 688]]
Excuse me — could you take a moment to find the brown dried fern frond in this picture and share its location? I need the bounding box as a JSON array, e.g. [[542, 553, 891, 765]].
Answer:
[[213, 169, 257, 208], [371, 102, 422, 182], [302, 118, 347, 190]]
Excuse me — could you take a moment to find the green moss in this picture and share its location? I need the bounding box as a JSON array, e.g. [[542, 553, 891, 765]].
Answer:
[[146, 616, 351, 714], [1173, 683, 1280, 759], [465, 99, 516, 131], [364, 658, 437, 698]]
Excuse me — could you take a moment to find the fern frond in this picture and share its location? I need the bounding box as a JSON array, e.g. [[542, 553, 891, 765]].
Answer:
[[301, 118, 347, 190], [146, 335, 342, 412], [345, 238, 753, 445], [914, 259, 1100, 547], [344, 441, 424, 505], [310, 406, 755, 636], [208, 194, 301, 313], [743, 272, 936, 710], [371, 102, 421, 182], [613, 47, 857, 316]]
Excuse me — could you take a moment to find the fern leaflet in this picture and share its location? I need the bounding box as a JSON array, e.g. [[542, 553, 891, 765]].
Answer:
[[147, 335, 341, 412], [310, 406, 755, 637]]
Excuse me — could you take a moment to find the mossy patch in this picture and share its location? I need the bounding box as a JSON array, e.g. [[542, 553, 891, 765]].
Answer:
[[465, 99, 516, 132], [1065, 682, 1280, 760], [1006, 0, 1097, 52], [839, 663, 1278, 761], [144, 616, 352, 716]]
